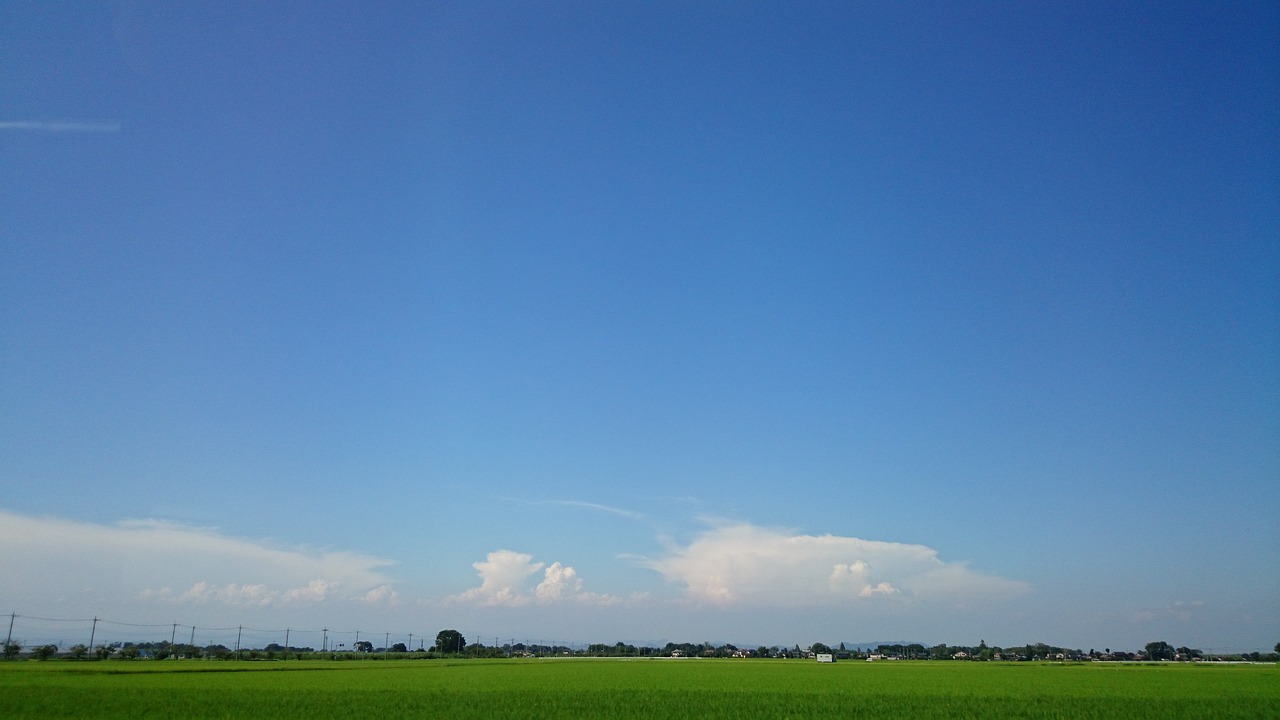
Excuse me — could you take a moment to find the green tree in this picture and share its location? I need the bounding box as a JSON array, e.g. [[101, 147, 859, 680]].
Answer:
[[68, 644, 89, 660], [391, 643, 408, 653], [354, 641, 373, 653], [31, 644, 57, 660], [4, 641, 21, 660], [1175, 646, 1202, 660], [1145, 641, 1174, 661], [435, 630, 465, 654]]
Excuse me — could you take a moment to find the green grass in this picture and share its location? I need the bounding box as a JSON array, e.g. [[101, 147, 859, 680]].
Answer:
[[1, 659, 1276, 719]]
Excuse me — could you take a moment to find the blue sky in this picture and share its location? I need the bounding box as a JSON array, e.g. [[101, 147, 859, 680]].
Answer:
[[2, 1, 1277, 653]]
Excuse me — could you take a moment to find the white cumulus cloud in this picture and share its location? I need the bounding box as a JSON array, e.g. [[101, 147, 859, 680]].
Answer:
[[642, 523, 1027, 607], [360, 584, 400, 606], [448, 551, 618, 607], [534, 562, 582, 601], [447, 550, 543, 607], [859, 582, 900, 598]]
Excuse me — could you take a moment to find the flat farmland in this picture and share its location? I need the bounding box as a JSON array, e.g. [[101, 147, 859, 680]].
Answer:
[[1, 659, 1275, 719]]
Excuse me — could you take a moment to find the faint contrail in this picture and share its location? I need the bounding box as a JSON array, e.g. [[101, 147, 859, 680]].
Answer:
[[0, 120, 121, 132], [548, 500, 645, 520]]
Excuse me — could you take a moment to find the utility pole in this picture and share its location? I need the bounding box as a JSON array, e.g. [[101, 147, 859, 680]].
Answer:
[[88, 617, 98, 654], [236, 626, 242, 660], [171, 623, 177, 648], [190, 626, 195, 648], [322, 628, 328, 652], [384, 632, 389, 659], [5, 613, 15, 652]]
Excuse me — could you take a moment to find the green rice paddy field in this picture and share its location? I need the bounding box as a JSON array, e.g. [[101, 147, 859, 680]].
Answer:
[[1, 659, 1276, 719]]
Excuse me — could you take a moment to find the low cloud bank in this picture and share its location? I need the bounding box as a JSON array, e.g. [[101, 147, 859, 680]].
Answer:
[[446, 523, 1026, 613], [0, 510, 399, 612], [642, 523, 1028, 607]]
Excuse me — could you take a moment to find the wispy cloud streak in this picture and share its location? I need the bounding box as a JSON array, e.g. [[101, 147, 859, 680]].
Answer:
[[1, 120, 121, 133], [546, 500, 644, 520]]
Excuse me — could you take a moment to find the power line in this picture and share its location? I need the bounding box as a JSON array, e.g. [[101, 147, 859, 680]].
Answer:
[[10, 613, 94, 623], [3, 612, 450, 649]]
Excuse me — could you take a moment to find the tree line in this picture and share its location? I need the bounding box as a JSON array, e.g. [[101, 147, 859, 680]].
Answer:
[[5, 633, 1278, 663]]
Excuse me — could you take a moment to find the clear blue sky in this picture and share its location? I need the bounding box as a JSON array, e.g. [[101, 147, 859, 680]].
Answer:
[[3, 1, 1277, 653]]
